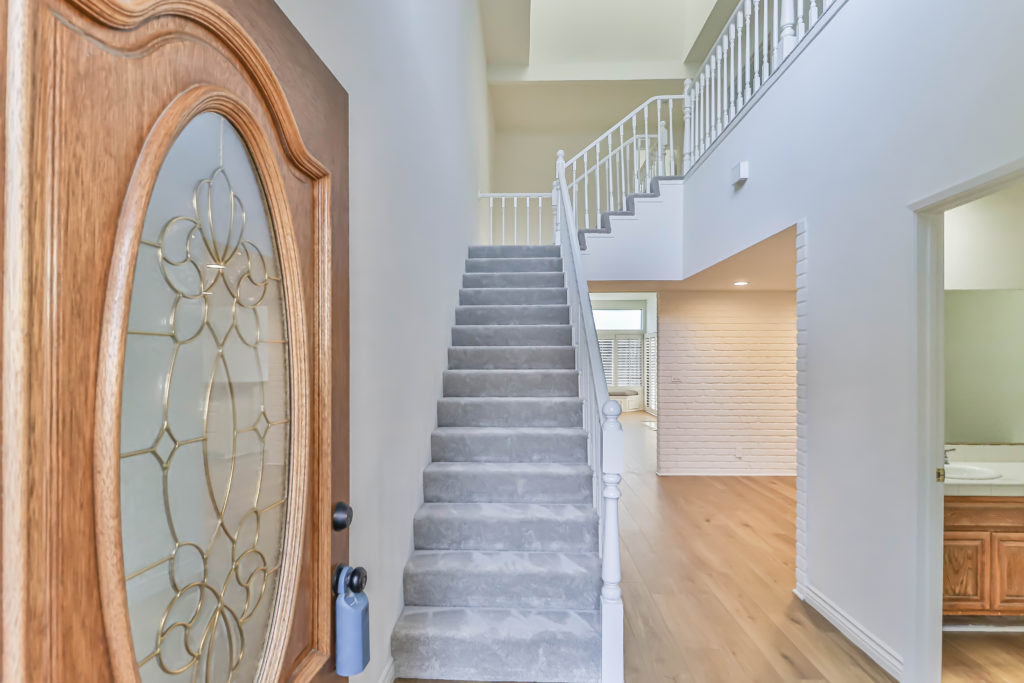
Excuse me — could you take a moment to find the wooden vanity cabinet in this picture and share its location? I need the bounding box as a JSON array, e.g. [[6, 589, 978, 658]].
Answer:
[[943, 498, 1024, 615]]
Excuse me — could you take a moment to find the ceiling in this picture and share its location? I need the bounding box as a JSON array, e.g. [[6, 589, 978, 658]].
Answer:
[[589, 226, 798, 291]]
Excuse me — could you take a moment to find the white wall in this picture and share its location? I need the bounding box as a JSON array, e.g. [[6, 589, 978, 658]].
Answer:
[[657, 291, 797, 475], [271, 3, 491, 681], [583, 180, 685, 281], [681, 0, 1024, 677], [945, 179, 1024, 289]]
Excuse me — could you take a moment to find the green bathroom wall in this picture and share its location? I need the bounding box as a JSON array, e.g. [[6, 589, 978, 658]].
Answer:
[[946, 289, 1024, 443]]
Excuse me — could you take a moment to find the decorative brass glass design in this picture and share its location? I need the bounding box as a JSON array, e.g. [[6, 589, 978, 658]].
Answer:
[[119, 113, 290, 682]]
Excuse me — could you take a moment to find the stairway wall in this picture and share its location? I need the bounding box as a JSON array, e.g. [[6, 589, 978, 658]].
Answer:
[[681, 0, 1024, 677], [271, 3, 492, 681]]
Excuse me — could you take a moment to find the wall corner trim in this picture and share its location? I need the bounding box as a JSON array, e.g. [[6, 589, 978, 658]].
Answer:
[[374, 657, 396, 683], [800, 584, 904, 680]]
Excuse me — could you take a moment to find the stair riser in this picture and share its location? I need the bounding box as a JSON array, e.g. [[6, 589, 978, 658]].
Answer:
[[468, 245, 560, 258], [443, 371, 579, 397], [463, 272, 565, 288], [392, 608, 601, 683], [437, 399, 582, 428], [424, 468, 592, 504], [448, 346, 575, 370], [414, 515, 598, 552], [460, 288, 567, 306], [455, 305, 569, 325], [466, 257, 562, 273], [452, 325, 571, 347], [431, 431, 588, 464], [404, 558, 600, 610]]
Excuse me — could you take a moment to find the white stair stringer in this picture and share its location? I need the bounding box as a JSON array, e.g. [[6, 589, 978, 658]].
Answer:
[[391, 244, 602, 683], [580, 176, 684, 281]]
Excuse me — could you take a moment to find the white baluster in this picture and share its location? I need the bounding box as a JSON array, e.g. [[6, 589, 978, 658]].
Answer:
[[537, 196, 544, 246], [742, 1, 752, 101], [551, 176, 560, 246], [809, 0, 819, 28], [525, 196, 531, 244], [727, 23, 737, 120], [626, 113, 634, 191], [752, 0, 762, 89], [595, 139, 602, 222], [605, 136, 613, 214], [513, 196, 518, 243], [488, 196, 495, 245], [796, 0, 806, 38], [644, 105, 651, 186], [760, 0, 770, 81], [618, 124, 627, 207], [657, 120, 667, 176], [583, 154, 590, 231], [683, 82, 694, 173], [702, 69, 710, 150], [600, 399, 624, 683], [710, 50, 720, 137], [571, 159, 578, 232], [779, 0, 796, 63], [667, 98, 676, 175], [773, 0, 782, 69]]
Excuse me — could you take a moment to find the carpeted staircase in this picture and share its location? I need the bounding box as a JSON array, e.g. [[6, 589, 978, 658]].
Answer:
[[391, 244, 602, 683]]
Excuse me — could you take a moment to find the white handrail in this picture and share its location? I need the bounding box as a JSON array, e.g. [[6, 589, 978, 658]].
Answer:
[[554, 150, 624, 683]]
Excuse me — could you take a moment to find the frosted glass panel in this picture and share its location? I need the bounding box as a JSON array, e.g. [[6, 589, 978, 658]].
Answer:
[[120, 113, 290, 682]]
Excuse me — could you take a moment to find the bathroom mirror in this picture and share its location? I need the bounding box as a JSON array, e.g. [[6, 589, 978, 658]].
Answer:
[[945, 289, 1024, 444]]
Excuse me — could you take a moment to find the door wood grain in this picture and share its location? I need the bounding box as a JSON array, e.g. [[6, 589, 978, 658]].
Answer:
[[0, 1, 349, 680], [942, 531, 991, 614]]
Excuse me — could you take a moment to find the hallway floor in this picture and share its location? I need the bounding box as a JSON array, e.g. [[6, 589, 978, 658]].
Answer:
[[618, 411, 894, 682]]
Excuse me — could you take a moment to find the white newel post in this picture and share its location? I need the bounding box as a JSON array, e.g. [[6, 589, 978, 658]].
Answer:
[[682, 81, 693, 173], [601, 399, 624, 683], [779, 0, 798, 61]]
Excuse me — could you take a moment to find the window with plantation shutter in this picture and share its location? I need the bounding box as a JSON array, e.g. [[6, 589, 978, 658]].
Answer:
[[644, 335, 658, 412], [598, 333, 644, 388], [599, 338, 614, 385], [616, 336, 642, 386]]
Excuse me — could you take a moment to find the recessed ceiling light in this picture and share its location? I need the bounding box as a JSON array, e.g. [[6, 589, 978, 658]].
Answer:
[[733, 280, 749, 287]]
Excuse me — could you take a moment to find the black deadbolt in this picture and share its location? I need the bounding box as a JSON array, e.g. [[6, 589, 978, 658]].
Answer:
[[332, 501, 353, 531]]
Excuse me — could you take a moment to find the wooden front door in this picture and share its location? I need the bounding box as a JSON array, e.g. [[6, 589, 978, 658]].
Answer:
[[0, 1, 349, 681]]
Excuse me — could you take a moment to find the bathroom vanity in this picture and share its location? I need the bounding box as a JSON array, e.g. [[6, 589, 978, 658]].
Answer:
[[943, 496, 1024, 615]]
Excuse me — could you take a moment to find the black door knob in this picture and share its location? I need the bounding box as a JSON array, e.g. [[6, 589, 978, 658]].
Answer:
[[332, 564, 368, 595], [333, 501, 353, 531]]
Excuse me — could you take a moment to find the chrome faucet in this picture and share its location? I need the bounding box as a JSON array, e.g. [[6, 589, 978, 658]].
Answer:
[[944, 447, 956, 465]]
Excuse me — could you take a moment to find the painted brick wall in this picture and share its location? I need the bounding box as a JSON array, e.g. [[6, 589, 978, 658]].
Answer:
[[657, 290, 797, 475]]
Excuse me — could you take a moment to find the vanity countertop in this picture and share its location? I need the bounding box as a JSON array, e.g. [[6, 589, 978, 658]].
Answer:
[[944, 460, 1024, 496]]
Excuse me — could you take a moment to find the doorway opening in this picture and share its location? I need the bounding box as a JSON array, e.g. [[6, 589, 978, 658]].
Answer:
[[920, 173, 1024, 681]]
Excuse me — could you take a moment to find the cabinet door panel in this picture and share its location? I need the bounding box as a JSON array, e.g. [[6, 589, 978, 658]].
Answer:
[[943, 531, 991, 613], [992, 532, 1024, 614]]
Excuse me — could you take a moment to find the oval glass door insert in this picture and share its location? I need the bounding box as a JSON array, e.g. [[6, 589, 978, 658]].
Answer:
[[119, 112, 291, 682]]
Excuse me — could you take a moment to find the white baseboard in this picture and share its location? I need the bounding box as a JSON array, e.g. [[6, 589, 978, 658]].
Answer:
[[800, 584, 903, 680], [375, 658, 395, 683]]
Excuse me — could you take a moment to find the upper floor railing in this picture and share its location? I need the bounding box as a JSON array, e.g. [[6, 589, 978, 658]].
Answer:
[[684, 0, 839, 170], [480, 0, 845, 249], [564, 96, 685, 234]]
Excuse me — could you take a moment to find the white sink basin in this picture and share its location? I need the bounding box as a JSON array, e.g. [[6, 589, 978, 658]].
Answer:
[[946, 463, 1002, 481]]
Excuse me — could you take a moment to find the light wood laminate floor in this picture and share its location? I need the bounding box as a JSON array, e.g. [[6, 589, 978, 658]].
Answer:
[[400, 411, 1021, 681]]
